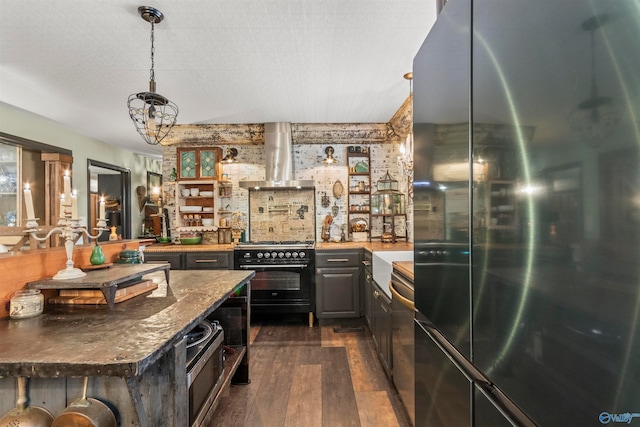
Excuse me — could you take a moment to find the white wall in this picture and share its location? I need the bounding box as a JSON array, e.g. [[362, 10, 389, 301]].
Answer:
[[0, 102, 161, 237]]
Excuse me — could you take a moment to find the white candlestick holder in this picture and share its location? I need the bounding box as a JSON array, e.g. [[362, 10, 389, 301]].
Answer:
[[24, 216, 109, 280]]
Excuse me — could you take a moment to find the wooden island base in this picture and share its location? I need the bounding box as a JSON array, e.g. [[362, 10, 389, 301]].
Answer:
[[0, 269, 252, 426]]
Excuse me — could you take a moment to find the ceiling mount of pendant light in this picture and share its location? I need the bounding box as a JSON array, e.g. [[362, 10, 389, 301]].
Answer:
[[127, 6, 178, 145]]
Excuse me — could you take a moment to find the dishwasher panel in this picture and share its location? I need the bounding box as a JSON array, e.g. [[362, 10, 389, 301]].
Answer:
[[390, 270, 415, 425]]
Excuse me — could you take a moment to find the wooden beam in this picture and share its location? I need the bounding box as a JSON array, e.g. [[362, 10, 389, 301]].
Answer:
[[161, 122, 392, 147]]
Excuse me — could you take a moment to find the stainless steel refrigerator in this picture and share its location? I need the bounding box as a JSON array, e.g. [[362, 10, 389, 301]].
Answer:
[[413, 1, 640, 426]]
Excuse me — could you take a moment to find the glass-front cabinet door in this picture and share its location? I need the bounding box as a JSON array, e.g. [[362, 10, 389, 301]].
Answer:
[[177, 147, 221, 180], [0, 142, 20, 227]]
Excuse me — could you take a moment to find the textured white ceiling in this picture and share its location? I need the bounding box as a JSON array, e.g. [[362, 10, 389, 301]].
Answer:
[[0, 1, 437, 157]]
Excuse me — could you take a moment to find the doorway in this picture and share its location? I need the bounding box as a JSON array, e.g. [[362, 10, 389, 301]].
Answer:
[[87, 159, 131, 241]]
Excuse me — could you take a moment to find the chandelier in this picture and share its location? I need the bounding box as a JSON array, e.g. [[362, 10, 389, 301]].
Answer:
[[569, 14, 620, 147], [397, 72, 414, 177], [127, 6, 179, 145]]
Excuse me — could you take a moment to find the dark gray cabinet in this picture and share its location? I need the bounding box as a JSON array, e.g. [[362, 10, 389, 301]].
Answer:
[[362, 250, 373, 328], [144, 250, 231, 270], [185, 251, 230, 270], [144, 251, 183, 270], [315, 250, 361, 318], [372, 280, 392, 378]]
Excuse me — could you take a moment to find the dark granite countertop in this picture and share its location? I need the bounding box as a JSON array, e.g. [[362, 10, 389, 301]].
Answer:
[[0, 269, 254, 378]]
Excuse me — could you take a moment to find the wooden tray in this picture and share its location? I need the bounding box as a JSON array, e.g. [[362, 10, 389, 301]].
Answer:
[[80, 262, 114, 271], [49, 280, 158, 305], [27, 263, 170, 308]]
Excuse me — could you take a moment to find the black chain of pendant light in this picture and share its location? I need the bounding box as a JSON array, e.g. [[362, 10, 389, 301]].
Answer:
[[127, 6, 178, 145]]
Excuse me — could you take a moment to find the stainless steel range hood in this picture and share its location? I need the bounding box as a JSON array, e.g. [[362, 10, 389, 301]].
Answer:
[[239, 122, 314, 190]]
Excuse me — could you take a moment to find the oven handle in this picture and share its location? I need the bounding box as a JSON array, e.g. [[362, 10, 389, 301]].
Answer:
[[238, 264, 307, 269]]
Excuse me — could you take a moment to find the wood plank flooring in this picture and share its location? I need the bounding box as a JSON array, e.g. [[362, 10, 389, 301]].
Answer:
[[212, 314, 411, 427]]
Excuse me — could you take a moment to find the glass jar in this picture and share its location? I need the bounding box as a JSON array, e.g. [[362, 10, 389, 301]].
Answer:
[[10, 289, 44, 319]]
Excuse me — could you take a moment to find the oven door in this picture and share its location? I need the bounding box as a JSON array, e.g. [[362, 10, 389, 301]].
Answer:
[[188, 330, 225, 427], [240, 265, 314, 313]]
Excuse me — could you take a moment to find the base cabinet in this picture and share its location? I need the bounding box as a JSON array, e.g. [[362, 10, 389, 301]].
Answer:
[[144, 251, 184, 270], [144, 251, 231, 270], [363, 251, 373, 328], [315, 250, 361, 318], [185, 251, 230, 270], [372, 280, 392, 378]]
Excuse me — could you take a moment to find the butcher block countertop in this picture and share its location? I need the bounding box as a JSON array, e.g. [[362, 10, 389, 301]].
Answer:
[[393, 261, 414, 282], [0, 269, 254, 378], [318, 241, 413, 251], [143, 243, 235, 252], [143, 241, 413, 252]]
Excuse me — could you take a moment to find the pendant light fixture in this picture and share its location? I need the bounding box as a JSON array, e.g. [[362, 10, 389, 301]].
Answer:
[[127, 6, 178, 145], [397, 72, 414, 177], [569, 14, 620, 147]]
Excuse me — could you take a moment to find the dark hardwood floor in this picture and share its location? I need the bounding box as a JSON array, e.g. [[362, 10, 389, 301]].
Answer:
[[212, 314, 411, 427]]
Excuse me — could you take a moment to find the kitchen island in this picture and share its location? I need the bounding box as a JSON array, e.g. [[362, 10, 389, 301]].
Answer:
[[0, 269, 254, 426]]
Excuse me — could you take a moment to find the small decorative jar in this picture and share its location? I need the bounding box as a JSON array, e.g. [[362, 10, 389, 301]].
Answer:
[[90, 243, 106, 265], [10, 289, 44, 319]]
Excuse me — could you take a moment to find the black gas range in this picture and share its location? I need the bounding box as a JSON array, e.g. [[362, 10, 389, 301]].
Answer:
[[234, 240, 315, 265], [234, 241, 315, 325]]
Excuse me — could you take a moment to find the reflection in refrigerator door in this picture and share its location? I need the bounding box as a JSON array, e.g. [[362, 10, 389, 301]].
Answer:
[[415, 314, 471, 427]]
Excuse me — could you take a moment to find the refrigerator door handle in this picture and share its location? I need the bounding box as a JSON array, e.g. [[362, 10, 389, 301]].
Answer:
[[415, 318, 478, 383], [475, 382, 537, 427], [416, 318, 536, 427]]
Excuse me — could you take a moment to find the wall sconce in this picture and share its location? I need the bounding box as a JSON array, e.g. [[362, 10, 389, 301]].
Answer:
[[222, 148, 238, 163], [322, 146, 336, 164]]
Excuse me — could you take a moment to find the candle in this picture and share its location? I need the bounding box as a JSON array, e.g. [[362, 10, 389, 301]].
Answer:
[[99, 197, 105, 220], [63, 170, 71, 202], [71, 190, 78, 219], [59, 194, 66, 218], [23, 183, 36, 220]]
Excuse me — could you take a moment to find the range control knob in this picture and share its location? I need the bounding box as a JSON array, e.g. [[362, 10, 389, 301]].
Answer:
[[299, 251, 306, 258], [264, 252, 271, 258], [257, 252, 264, 258], [278, 252, 285, 258], [292, 252, 299, 258], [285, 252, 292, 258], [271, 252, 277, 259]]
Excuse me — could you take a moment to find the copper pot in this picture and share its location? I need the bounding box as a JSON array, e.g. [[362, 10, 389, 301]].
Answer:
[[0, 377, 54, 427], [51, 377, 115, 427]]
